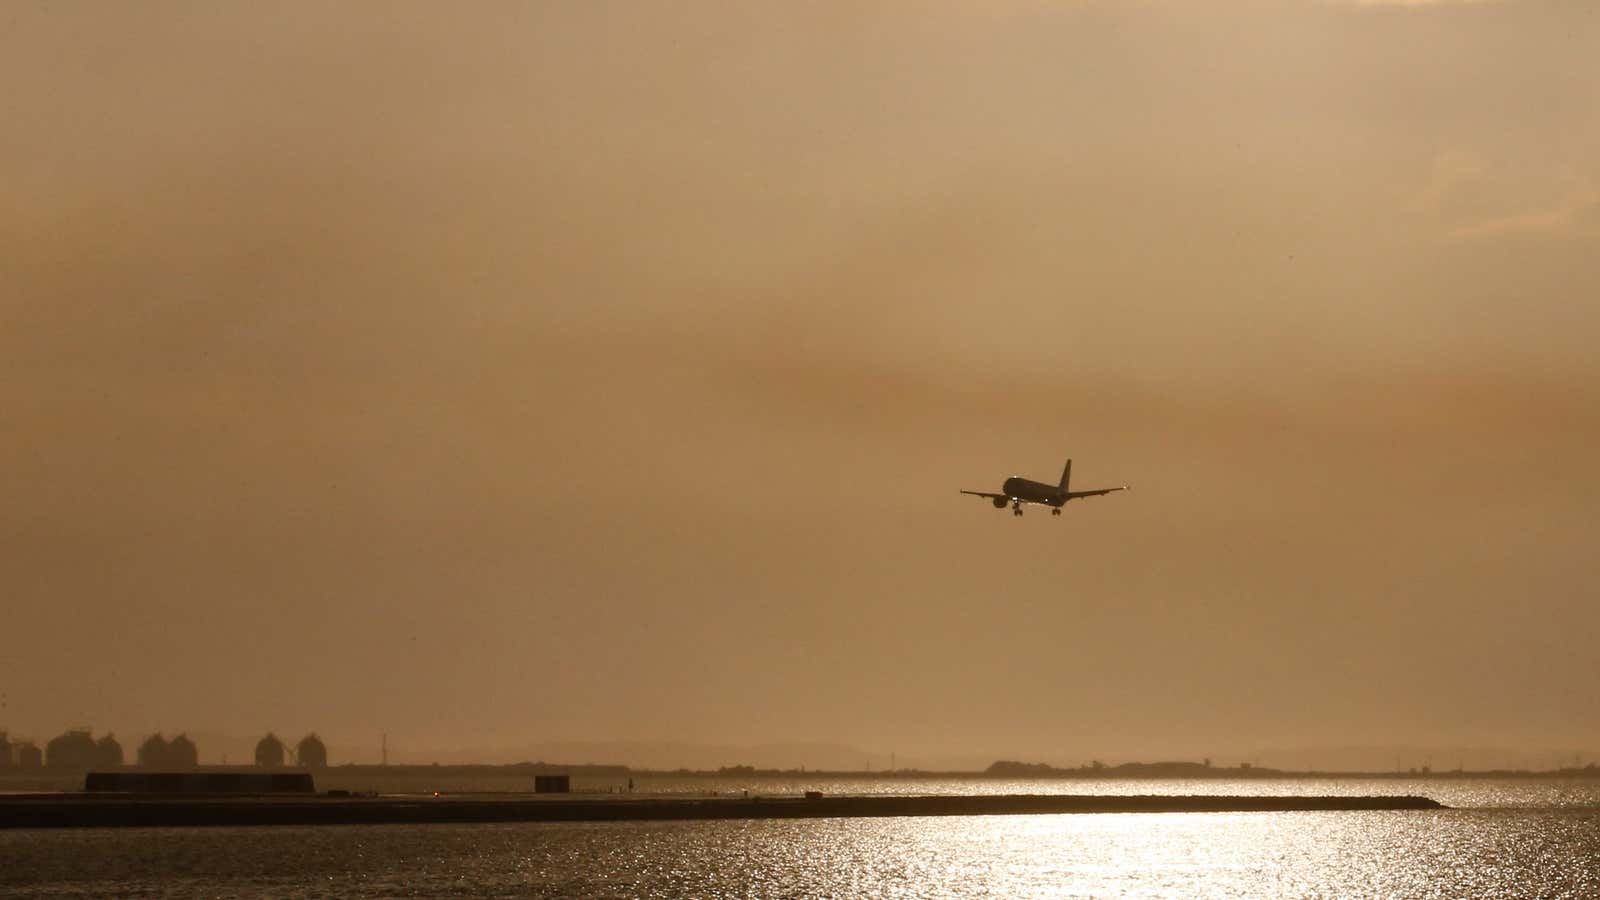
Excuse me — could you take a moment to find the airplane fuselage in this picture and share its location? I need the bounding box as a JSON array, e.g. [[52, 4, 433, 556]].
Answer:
[[1001, 476, 1068, 507]]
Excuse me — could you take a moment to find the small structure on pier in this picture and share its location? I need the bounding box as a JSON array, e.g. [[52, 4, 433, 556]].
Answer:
[[533, 774, 571, 793]]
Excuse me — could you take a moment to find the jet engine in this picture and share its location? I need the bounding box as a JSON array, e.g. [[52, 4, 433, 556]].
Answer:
[[992, 497, 1008, 509]]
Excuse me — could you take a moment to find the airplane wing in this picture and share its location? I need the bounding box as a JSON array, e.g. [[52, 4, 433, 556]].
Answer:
[[1067, 486, 1129, 499], [959, 490, 1009, 501]]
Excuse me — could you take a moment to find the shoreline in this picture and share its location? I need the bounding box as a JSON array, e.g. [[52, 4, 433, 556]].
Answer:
[[0, 793, 1444, 829]]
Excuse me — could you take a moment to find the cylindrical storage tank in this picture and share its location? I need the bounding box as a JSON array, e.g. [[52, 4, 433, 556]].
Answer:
[[255, 733, 286, 768], [296, 733, 328, 768]]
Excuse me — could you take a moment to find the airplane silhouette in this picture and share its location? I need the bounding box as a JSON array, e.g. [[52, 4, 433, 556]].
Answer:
[[961, 458, 1127, 517]]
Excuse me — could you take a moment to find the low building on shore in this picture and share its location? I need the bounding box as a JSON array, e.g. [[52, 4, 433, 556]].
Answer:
[[85, 771, 315, 793]]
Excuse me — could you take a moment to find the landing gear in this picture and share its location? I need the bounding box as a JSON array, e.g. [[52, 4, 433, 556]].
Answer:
[[1012, 502, 1023, 517], [1051, 508, 1062, 516]]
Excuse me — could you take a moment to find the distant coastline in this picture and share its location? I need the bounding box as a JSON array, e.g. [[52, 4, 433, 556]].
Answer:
[[5, 758, 1600, 789], [976, 759, 1600, 779]]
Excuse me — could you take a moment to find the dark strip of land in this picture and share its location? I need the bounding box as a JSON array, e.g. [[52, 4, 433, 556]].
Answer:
[[0, 793, 1443, 829]]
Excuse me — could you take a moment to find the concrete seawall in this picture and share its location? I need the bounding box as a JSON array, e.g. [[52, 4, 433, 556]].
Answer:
[[0, 793, 1444, 829]]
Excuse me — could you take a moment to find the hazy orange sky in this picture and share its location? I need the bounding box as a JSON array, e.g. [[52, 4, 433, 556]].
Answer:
[[4, 1, 1597, 769]]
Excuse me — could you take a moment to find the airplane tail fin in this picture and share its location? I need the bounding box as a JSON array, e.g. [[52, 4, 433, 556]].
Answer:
[[1059, 458, 1072, 492]]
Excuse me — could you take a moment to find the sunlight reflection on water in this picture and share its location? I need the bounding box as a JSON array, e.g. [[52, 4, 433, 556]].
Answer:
[[5, 807, 1600, 898]]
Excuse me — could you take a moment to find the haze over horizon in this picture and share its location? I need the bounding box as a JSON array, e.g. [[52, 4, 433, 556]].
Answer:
[[4, 1, 1597, 772]]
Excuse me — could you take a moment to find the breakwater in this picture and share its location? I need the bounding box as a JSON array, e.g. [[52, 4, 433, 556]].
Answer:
[[0, 793, 1442, 829]]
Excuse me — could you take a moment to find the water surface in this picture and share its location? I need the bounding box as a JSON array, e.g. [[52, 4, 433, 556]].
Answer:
[[5, 777, 1597, 897]]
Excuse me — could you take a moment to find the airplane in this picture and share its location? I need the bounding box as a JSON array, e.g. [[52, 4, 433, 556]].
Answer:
[[961, 458, 1128, 517]]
